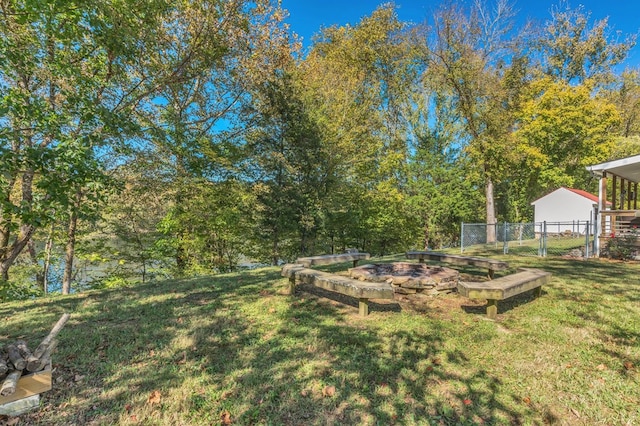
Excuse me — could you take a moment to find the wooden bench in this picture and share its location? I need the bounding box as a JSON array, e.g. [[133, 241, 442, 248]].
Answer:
[[457, 268, 551, 319], [296, 253, 370, 268], [406, 251, 509, 279], [282, 263, 394, 316]]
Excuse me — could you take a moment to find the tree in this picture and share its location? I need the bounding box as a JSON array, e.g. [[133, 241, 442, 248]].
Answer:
[[425, 0, 528, 242], [514, 78, 620, 199], [537, 3, 635, 85], [606, 68, 640, 138], [0, 0, 279, 289]]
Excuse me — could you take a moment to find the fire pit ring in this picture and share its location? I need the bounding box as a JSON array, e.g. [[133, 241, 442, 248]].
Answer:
[[348, 262, 459, 294]]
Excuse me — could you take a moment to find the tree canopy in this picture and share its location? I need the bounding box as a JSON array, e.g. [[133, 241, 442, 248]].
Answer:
[[1, 0, 637, 298]]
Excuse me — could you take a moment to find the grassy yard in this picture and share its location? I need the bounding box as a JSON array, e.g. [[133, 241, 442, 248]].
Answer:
[[0, 255, 638, 425]]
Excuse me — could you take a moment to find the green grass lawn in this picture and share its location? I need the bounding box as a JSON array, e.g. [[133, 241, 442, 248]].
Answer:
[[1, 256, 639, 425]]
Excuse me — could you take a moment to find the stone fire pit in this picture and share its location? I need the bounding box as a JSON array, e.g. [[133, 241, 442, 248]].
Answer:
[[348, 262, 459, 295]]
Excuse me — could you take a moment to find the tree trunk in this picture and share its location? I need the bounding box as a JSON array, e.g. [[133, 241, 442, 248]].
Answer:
[[0, 224, 36, 282], [62, 208, 78, 295], [486, 176, 497, 244], [43, 226, 54, 295], [27, 239, 45, 291], [423, 214, 430, 250]]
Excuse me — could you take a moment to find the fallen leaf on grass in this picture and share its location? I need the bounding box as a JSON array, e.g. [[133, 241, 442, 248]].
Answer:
[[147, 390, 161, 405], [300, 389, 308, 397], [570, 408, 581, 418], [221, 410, 232, 425], [522, 396, 531, 405], [463, 398, 472, 406], [596, 364, 607, 371], [2, 417, 20, 426], [623, 361, 634, 370], [130, 415, 138, 423], [124, 404, 133, 413], [322, 385, 336, 397]]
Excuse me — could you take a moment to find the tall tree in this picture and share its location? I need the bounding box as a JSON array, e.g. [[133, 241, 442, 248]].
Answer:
[[537, 3, 635, 85], [425, 0, 528, 242], [0, 0, 278, 288], [514, 77, 620, 197]]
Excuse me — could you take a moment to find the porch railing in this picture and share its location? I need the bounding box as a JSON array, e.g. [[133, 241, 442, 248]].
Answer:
[[599, 210, 640, 238]]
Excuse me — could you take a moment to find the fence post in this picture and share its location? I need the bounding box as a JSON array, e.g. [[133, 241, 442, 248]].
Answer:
[[503, 221, 509, 254], [460, 222, 465, 253], [585, 220, 590, 259], [543, 221, 548, 257]]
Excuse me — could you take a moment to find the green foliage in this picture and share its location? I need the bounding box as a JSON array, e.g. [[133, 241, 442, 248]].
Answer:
[[2, 0, 640, 290], [603, 229, 639, 260], [0, 263, 43, 301], [539, 3, 635, 84], [515, 78, 620, 198]]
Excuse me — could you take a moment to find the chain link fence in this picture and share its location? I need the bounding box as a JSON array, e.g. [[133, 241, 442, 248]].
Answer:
[[461, 221, 595, 258]]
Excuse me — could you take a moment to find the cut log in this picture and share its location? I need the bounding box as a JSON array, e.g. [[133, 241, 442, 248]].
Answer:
[[0, 370, 21, 396], [15, 340, 40, 373], [32, 340, 57, 372], [0, 350, 8, 377], [6, 345, 25, 371], [32, 313, 70, 360]]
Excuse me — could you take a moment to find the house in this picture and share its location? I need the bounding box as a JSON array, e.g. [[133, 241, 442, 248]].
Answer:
[[586, 154, 640, 256], [531, 187, 602, 235]]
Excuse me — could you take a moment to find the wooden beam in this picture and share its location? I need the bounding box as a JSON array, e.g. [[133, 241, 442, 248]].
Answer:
[[613, 175, 617, 210], [635, 183, 638, 210]]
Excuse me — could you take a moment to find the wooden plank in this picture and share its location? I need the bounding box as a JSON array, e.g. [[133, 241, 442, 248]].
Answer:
[[301, 270, 394, 300], [406, 251, 509, 271], [457, 269, 551, 301], [283, 264, 394, 299], [0, 363, 51, 405], [296, 253, 370, 268]]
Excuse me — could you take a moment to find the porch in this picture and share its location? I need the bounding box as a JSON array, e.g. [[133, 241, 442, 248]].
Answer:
[[586, 154, 640, 255]]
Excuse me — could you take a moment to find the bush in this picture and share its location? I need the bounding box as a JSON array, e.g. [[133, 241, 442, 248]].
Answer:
[[604, 229, 639, 260]]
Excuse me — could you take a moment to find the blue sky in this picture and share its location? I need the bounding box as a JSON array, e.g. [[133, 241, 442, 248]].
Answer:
[[281, 0, 640, 66]]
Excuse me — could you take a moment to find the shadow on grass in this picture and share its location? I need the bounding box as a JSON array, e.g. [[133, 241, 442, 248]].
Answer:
[[295, 283, 402, 313], [181, 282, 540, 424], [0, 263, 583, 424], [460, 288, 546, 317]]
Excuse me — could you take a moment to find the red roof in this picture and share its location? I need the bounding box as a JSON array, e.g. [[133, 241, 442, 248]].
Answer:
[[564, 187, 610, 204]]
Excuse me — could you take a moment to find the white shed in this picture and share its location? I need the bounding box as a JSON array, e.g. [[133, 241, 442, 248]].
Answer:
[[531, 187, 602, 234]]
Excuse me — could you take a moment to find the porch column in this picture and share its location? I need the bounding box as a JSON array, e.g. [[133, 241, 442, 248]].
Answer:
[[595, 172, 607, 256]]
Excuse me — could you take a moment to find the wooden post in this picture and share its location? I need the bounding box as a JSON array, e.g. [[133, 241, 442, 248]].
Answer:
[[358, 298, 370, 316], [635, 183, 638, 210], [488, 269, 495, 280], [599, 173, 607, 248], [486, 299, 498, 319], [418, 258, 425, 264], [612, 175, 617, 210], [287, 277, 296, 295], [628, 181, 632, 210]]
